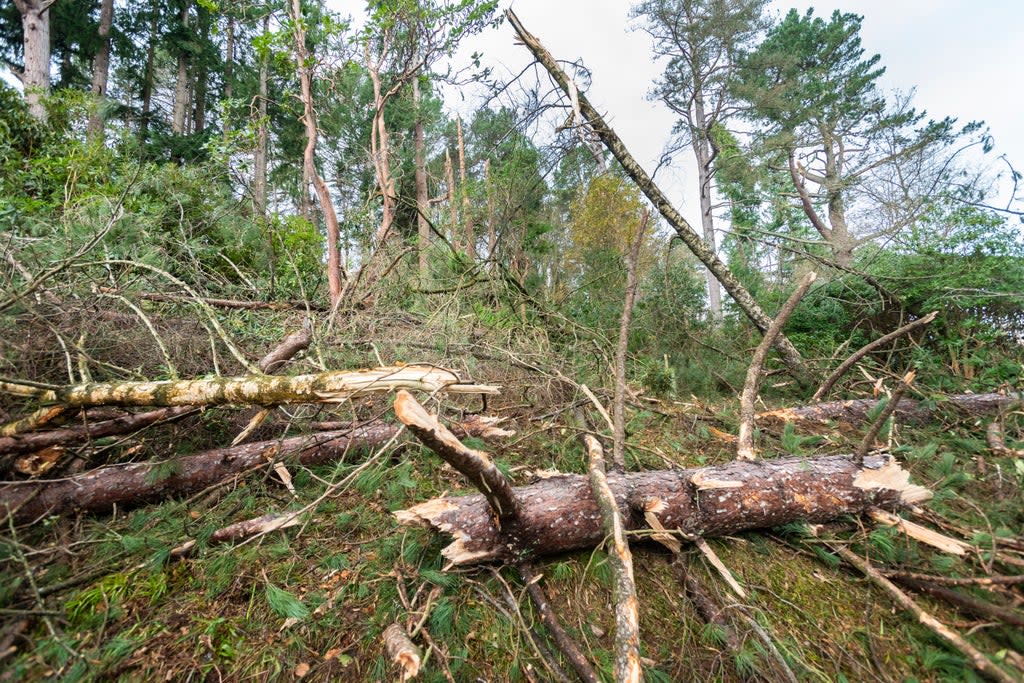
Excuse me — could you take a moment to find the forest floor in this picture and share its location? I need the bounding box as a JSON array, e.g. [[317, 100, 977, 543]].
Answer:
[[1, 305, 1022, 682]]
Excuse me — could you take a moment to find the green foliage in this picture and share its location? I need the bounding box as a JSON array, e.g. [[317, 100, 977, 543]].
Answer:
[[264, 583, 309, 620]]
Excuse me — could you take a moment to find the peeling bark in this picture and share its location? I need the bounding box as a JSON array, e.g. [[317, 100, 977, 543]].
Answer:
[[396, 454, 930, 566], [1, 365, 499, 410]]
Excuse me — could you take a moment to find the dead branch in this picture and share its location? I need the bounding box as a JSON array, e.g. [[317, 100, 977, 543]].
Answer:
[[758, 392, 1021, 431], [519, 562, 600, 683], [505, 8, 809, 382], [170, 512, 302, 558], [987, 420, 1023, 457], [832, 544, 1016, 683], [737, 272, 816, 460], [394, 390, 519, 524], [383, 623, 421, 681], [891, 575, 1024, 629], [812, 311, 937, 401], [584, 435, 641, 683], [881, 572, 1024, 587], [0, 365, 499, 410], [855, 371, 915, 464], [97, 289, 326, 312]]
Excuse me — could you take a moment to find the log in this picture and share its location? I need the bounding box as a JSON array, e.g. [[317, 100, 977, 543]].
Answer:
[[0, 413, 510, 523], [0, 365, 499, 409], [1, 323, 314, 459], [396, 455, 931, 566], [758, 393, 1022, 431], [0, 423, 400, 523]]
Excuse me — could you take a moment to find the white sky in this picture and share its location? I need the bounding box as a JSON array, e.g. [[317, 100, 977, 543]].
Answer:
[[425, 0, 1024, 224]]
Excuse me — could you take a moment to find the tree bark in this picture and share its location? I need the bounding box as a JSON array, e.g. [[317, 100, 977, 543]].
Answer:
[[505, 10, 808, 382], [445, 149, 459, 250], [413, 78, 430, 281], [253, 12, 270, 218], [139, 5, 157, 140], [86, 0, 114, 139], [171, 1, 191, 135], [367, 47, 397, 247], [691, 93, 722, 322], [13, 0, 50, 121], [290, 0, 344, 306], [457, 117, 476, 260], [1, 423, 401, 523], [0, 365, 499, 410], [223, 12, 235, 134], [396, 454, 931, 565], [758, 393, 1021, 431]]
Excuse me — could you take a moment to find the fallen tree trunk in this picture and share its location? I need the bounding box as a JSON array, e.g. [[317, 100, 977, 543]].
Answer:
[[396, 454, 931, 566], [0, 365, 499, 410], [758, 393, 1021, 431], [0, 414, 508, 523], [0, 324, 313, 460], [0, 423, 400, 523]]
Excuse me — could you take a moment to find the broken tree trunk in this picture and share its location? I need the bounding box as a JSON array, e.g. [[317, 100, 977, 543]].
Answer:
[[396, 455, 930, 566], [0, 365, 498, 410], [505, 9, 808, 383], [758, 393, 1022, 431], [0, 423, 399, 523], [0, 411, 510, 523], [1, 323, 313, 459]]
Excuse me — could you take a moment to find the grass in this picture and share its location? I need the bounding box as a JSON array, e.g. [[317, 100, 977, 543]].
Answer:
[[1, 310, 1021, 682]]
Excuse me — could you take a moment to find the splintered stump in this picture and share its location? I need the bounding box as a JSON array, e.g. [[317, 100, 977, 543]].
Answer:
[[395, 455, 930, 565]]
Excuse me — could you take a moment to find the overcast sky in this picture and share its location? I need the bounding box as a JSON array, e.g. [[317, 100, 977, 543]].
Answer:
[[410, 0, 1023, 222]]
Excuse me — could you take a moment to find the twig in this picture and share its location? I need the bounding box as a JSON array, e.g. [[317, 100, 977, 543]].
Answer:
[[579, 384, 614, 435], [737, 272, 817, 460], [584, 435, 641, 683], [881, 571, 1024, 587], [812, 312, 937, 401], [831, 543, 1016, 683], [855, 371, 915, 464]]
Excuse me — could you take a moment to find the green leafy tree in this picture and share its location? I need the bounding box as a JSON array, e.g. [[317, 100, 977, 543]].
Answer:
[[733, 9, 979, 269]]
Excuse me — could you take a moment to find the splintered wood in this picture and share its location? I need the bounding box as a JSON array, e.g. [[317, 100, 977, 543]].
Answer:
[[396, 454, 931, 565]]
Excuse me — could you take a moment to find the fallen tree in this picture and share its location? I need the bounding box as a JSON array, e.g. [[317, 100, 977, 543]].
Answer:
[[0, 364, 499, 410], [758, 392, 1021, 430], [395, 453, 930, 565], [0, 413, 511, 523], [0, 422, 400, 523]]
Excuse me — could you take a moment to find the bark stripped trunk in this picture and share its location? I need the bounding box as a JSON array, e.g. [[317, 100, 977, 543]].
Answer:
[[396, 454, 930, 565], [484, 159, 497, 268], [367, 47, 397, 247], [445, 149, 459, 250], [505, 10, 808, 382], [253, 12, 270, 218], [13, 0, 50, 121], [457, 117, 475, 260], [291, 0, 343, 306], [0, 365, 499, 410], [86, 0, 114, 139]]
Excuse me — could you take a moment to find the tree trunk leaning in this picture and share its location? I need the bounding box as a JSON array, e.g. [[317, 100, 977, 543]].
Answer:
[[505, 9, 809, 383]]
